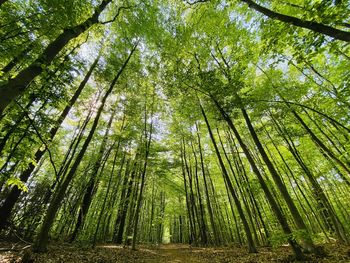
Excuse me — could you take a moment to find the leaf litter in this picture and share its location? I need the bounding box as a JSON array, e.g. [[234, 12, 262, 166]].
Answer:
[[1, 242, 350, 262]]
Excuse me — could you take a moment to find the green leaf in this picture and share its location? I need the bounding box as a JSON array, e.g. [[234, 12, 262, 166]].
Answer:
[[6, 177, 28, 192]]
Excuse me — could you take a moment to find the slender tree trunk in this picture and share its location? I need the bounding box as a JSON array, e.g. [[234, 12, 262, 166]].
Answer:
[[92, 115, 125, 246], [241, 0, 350, 42], [196, 127, 219, 245], [70, 107, 117, 242], [32, 47, 135, 252], [223, 170, 242, 244], [271, 114, 349, 244], [132, 101, 154, 250], [200, 101, 257, 253], [0, 0, 112, 114], [190, 141, 208, 245], [217, 128, 260, 245], [103, 151, 125, 241], [0, 122, 30, 173], [147, 182, 156, 243], [0, 55, 100, 231], [0, 95, 35, 156], [239, 105, 316, 252], [226, 130, 270, 244], [183, 142, 199, 244], [1, 45, 32, 74], [292, 110, 350, 183], [112, 159, 131, 243], [304, 110, 346, 158], [210, 95, 305, 259], [181, 144, 195, 245], [262, 121, 327, 240], [123, 164, 141, 245], [114, 155, 140, 244], [43, 107, 96, 205]]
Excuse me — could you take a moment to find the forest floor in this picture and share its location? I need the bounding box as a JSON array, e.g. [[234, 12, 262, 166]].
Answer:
[[1, 242, 350, 263]]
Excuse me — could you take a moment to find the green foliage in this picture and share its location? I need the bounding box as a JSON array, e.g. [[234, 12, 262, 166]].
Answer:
[[0, 0, 349, 253], [6, 177, 28, 192], [269, 230, 293, 248]]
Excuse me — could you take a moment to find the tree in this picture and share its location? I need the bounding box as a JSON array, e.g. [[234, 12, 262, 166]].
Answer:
[[32, 44, 137, 252], [0, 1, 349, 259], [0, 0, 121, 114]]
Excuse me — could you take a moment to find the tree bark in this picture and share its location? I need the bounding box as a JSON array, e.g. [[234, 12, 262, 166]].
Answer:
[[0, 0, 112, 114], [241, 0, 350, 42], [132, 95, 154, 249], [181, 143, 196, 245], [292, 110, 350, 182], [32, 46, 135, 252], [217, 128, 260, 245], [0, 56, 99, 231], [70, 106, 117, 242], [210, 95, 305, 259], [190, 141, 208, 245], [200, 101, 257, 253], [112, 159, 131, 243], [271, 113, 348, 244], [196, 126, 219, 245], [183, 142, 199, 244], [239, 106, 316, 252]]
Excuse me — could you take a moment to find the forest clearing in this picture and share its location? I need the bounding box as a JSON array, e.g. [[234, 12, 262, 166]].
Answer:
[[1, 0, 350, 262]]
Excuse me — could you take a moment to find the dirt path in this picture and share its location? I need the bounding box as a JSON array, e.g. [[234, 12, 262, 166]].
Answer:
[[1, 242, 350, 262], [151, 244, 202, 263]]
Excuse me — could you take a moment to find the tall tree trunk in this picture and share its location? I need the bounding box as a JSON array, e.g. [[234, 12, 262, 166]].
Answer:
[[0, 55, 100, 231], [241, 0, 350, 42], [217, 128, 259, 245], [196, 126, 219, 245], [70, 107, 117, 242], [32, 46, 135, 252], [0, 0, 113, 114], [261, 121, 327, 240], [180, 144, 196, 245], [132, 95, 154, 250], [183, 142, 199, 244], [210, 95, 305, 259], [113, 155, 140, 244], [222, 169, 242, 244], [239, 105, 316, 252], [199, 101, 257, 253], [0, 123, 30, 173], [112, 159, 131, 243], [190, 141, 208, 245], [1, 46, 32, 74], [0, 95, 35, 156], [121, 160, 140, 245], [43, 106, 96, 205], [92, 115, 125, 246], [147, 181, 156, 243], [271, 113, 349, 244], [304, 110, 347, 158], [292, 110, 350, 183], [226, 130, 270, 244]]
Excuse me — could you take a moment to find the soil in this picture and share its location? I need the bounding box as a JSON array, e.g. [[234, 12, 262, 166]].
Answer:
[[1, 242, 350, 262]]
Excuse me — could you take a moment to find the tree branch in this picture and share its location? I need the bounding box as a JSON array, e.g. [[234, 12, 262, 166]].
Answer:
[[252, 99, 350, 133], [241, 0, 350, 42], [100, 5, 136, 25], [184, 0, 209, 5], [15, 101, 59, 180]]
